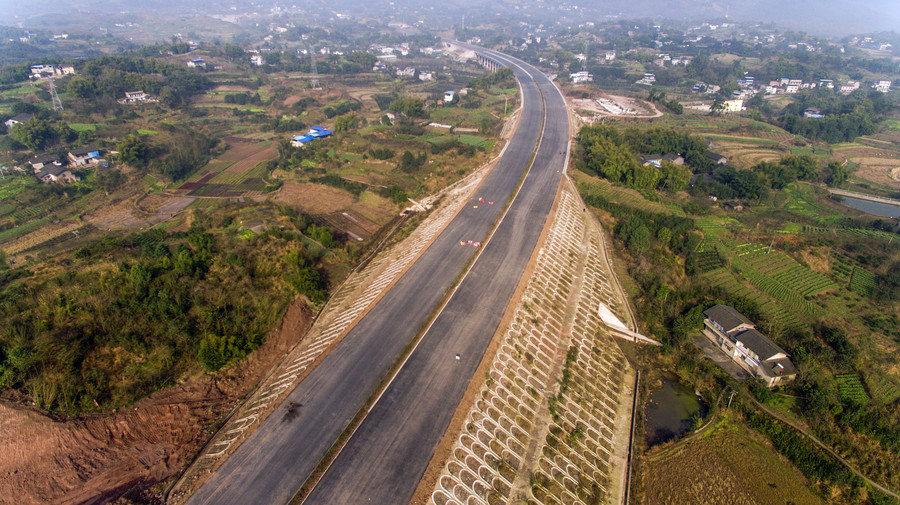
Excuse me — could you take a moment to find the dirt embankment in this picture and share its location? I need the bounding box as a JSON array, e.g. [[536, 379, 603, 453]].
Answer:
[[0, 299, 313, 505]]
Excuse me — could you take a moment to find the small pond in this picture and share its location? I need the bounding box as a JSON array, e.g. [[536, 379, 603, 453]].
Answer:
[[643, 376, 707, 447], [837, 195, 900, 219]]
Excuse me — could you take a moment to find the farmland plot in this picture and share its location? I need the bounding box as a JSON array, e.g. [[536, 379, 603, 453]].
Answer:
[[642, 415, 824, 505]]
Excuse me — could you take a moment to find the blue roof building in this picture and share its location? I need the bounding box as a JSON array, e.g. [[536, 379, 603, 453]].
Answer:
[[291, 126, 333, 146]]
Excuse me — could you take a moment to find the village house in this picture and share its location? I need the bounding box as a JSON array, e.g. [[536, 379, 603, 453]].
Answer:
[[703, 305, 796, 387], [35, 164, 79, 184], [28, 153, 61, 171], [839, 81, 860, 94], [708, 152, 728, 165], [636, 73, 656, 86], [722, 99, 744, 113], [641, 153, 684, 167], [4, 113, 32, 129], [874, 80, 892, 93], [804, 108, 824, 119], [67, 147, 101, 167], [291, 126, 333, 147], [119, 90, 157, 104], [570, 71, 593, 84]]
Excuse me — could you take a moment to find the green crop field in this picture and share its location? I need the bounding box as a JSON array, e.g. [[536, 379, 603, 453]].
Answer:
[[697, 249, 723, 272], [695, 216, 741, 234], [457, 135, 494, 150], [830, 252, 855, 284], [865, 374, 900, 404], [704, 267, 806, 331], [735, 243, 837, 297], [835, 374, 869, 404], [0, 216, 52, 244], [68, 123, 98, 132], [789, 145, 831, 158], [0, 176, 34, 200], [576, 176, 684, 216], [848, 267, 877, 297]]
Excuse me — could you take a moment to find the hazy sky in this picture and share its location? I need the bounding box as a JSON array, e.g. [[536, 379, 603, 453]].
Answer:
[[0, 0, 896, 37]]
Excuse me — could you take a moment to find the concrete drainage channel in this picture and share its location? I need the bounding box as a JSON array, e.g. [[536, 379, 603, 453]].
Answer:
[[429, 187, 637, 505], [167, 163, 496, 503]]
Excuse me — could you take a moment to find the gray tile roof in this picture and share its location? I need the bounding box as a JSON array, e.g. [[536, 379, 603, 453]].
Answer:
[[732, 328, 787, 361], [704, 304, 754, 333]]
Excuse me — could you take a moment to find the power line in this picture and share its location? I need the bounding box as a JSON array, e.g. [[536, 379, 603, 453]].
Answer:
[[308, 45, 320, 89], [49, 79, 63, 111]]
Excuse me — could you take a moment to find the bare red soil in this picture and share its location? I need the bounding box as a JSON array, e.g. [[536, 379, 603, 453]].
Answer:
[[0, 299, 313, 505]]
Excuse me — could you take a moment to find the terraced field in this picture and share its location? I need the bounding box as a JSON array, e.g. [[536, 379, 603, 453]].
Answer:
[[576, 176, 684, 216], [430, 189, 633, 505], [703, 268, 804, 332], [848, 266, 877, 297], [865, 374, 900, 404], [734, 243, 837, 297], [695, 216, 741, 234], [176, 139, 275, 198]]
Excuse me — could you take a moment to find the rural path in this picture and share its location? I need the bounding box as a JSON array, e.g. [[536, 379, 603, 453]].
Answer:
[[750, 396, 900, 501]]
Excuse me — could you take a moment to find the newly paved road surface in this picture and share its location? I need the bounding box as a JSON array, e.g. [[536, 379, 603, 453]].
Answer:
[[304, 48, 570, 505], [184, 47, 553, 505]]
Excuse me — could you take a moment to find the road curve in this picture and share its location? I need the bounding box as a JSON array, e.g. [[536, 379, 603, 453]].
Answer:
[[303, 47, 570, 505], [183, 47, 557, 505]]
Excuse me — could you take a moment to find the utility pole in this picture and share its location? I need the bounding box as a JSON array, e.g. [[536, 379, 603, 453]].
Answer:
[[307, 45, 320, 89], [49, 78, 63, 112]]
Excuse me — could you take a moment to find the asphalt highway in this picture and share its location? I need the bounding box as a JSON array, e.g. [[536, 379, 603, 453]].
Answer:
[[183, 47, 557, 505], [304, 48, 570, 505]]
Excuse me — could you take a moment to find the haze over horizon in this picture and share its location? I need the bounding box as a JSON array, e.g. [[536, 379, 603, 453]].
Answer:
[[0, 0, 896, 37]]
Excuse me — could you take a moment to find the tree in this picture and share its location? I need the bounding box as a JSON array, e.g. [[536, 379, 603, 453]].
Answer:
[[659, 162, 691, 192], [347, 51, 377, 69], [117, 134, 150, 167], [398, 150, 426, 173], [56, 123, 77, 143], [333, 114, 358, 133], [389, 97, 426, 118], [9, 118, 54, 152], [780, 154, 819, 181], [824, 161, 850, 187], [627, 224, 652, 254]]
